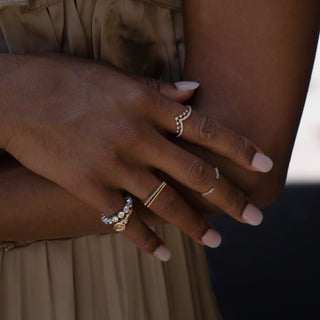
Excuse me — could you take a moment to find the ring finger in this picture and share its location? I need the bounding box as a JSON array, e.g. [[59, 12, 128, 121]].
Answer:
[[115, 165, 222, 248]]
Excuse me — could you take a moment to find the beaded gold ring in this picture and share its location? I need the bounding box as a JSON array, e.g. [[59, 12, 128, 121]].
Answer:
[[174, 105, 192, 138]]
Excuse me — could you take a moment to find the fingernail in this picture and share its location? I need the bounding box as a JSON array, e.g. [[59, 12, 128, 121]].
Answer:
[[174, 81, 200, 91], [153, 245, 171, 262], [251, 152, 273, 173], [201, 229, 222, 248], [242, 204, 263, 226]]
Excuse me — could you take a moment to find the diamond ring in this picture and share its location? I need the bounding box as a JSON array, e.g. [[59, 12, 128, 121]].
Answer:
[[101, 196, 134, 232]]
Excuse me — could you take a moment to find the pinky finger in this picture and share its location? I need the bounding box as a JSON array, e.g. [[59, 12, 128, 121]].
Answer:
[[123, 211, 172, 262]]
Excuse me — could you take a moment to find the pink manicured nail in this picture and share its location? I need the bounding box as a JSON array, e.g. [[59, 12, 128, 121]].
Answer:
[[174, 81, 200, 91], [201, 229, 222, 248], [153, 245, 171, 262], [251, 152, 273, 173], [242, 204, 263, 226]]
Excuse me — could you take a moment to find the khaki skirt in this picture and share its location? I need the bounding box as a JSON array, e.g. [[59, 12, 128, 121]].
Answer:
[[0, 1, 222, 319]]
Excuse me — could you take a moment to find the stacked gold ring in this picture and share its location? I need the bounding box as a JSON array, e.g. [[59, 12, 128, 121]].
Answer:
[[144, 181, 167, 208]]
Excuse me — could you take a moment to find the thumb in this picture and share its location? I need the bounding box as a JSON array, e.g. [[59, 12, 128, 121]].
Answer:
[[141, 78, 200, 103]]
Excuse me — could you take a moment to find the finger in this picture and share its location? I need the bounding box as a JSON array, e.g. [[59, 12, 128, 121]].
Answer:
[[123, 212, 172, 262], [144, 136, 263, 226], [78, 178, 172, 262], [137, 76, 200, 103], [116, 165, 222, 248], [149, 100, 273, 173], [204, 175, 263, 226], [163, 81, 200, 102]]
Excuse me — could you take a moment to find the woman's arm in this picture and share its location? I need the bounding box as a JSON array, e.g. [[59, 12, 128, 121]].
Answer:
[[179, 0, 320, 209], [0, 154, 116, 240], [0, 52, 275, 258]]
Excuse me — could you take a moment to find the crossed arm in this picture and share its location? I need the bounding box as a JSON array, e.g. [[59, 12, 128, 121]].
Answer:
[[177, 0, 320, 210], [0, 1, 319, 252]]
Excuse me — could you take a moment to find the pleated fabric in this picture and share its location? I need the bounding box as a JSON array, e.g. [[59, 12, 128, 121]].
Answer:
[[0, 225, 222, 320], [0, 0, 185, 81], [0, 1, 222, 319]]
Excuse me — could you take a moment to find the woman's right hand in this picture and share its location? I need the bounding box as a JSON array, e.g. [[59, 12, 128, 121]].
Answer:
[[0, 52, 273, 261]]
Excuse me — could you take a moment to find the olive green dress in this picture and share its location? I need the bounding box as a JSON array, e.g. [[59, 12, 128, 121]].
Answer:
[[0, 1, 222, 319]]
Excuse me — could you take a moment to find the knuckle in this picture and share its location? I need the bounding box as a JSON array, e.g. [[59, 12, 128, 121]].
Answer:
[[188, 160, 212, 187], [225, 189, 246, 216], [97, 144, 121, 165], [156, 191, 180, 217], [130, 86, 160, 116], [126, 126, 144, 144], [94, 142, 125, 176], [123, 85, 151, 110], [137, 84, 156, 103], [129, 84, 149, 101], [196, 114, 219, 141], [143, 77, 161, 92], [127, 82, 167, 119], [119, 122, 145, 145], [230, 135, 248, 160]]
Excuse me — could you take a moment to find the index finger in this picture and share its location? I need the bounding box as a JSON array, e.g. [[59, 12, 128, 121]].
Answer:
[[150, 101, 273, 173]]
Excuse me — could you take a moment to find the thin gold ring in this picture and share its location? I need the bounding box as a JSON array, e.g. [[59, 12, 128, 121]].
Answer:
[[144, 181, 167, 208], [201, 187, 215, 197]]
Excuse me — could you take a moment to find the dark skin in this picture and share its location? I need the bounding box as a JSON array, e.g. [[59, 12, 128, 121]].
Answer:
[[0, 1, 319, 259], [176, 0, 320, 210], [0, 53, 270, 262]]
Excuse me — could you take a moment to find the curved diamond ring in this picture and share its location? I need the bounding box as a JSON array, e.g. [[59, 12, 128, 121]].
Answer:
[[174, 105, 192, 138]]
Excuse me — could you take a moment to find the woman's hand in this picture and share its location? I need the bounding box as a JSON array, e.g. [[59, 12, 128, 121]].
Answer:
[[0, 52, 272, 261]]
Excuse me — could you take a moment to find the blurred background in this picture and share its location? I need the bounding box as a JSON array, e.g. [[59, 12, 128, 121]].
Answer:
[[206, 42, 320, 319]]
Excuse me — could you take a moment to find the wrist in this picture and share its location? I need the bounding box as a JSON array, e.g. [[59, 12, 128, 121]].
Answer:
[[0, 53, 34, 151]]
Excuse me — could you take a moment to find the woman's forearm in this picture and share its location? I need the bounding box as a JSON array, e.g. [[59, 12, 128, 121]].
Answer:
[[0, 153, 168, 241], [180, 0, 320, 209], [0, 154, 115, 240], [0, 54, 121, 240]]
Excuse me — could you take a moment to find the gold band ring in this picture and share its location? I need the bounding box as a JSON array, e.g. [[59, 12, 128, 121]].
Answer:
[[144, 181, 167, 208]]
